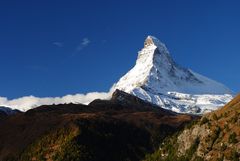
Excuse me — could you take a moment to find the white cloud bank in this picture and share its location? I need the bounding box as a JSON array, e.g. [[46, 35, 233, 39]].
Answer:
[[0, 86, 115, 112]]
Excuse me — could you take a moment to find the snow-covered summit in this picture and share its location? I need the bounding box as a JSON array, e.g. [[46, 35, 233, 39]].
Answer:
[[115, 36, 233, 114]]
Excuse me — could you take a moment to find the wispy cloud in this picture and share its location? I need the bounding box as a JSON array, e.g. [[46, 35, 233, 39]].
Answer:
[[53, 42, 64, 47], [76, 38, 91, 51], [0, 85, 116, 112], [82, 38, 90, 46]]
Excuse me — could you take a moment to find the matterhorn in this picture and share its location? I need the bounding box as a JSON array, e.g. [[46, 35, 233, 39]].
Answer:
[[115, 36, 233, 114]]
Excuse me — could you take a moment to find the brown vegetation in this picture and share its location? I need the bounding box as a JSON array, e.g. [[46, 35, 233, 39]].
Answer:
[[0, 90, 195, 161]]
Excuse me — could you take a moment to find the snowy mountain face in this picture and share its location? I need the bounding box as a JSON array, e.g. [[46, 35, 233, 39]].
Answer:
[[115, 36, 233, 114]]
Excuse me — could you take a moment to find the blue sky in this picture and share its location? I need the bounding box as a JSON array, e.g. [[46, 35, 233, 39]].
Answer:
[[0, 0, 239, 99]]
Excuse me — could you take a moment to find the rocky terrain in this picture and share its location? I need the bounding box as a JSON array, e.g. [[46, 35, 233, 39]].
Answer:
[[144, 94, 240, 161]]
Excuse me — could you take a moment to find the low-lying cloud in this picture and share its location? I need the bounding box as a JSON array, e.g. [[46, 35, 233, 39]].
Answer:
[[0, 86, 115, 112]]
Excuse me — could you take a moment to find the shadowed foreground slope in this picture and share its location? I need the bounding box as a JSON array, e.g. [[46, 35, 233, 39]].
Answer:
[[0, 90, 196, 161]]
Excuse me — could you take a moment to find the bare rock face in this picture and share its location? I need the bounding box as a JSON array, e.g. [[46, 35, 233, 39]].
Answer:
[[144, 36, 154, 47], [177, 124, 211, 156], [144, 95, 240, 161]]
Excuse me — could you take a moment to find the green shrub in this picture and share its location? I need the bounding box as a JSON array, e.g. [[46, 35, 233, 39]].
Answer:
[[200, 117, 209, 125], [224, 112, 228, 117], [224, 124, 230, 132], [220, 143, 227, 151], [185, 120, 198, 129], [19, 127, 80, 161], [216, 155, 224, 161], [212, 113, 218, 121], [228, 132, 237, 144], [230, 112, 239, 123], [230, 149, 239, 161], [194, 156, 204, 161]]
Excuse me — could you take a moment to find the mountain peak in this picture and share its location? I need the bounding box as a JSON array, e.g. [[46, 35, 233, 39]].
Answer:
[[143, 36, 172, 65], [144, 36, 158, 47], [144, 35, 169, 52], [144, 35, 163, 46], [115, 36, 233, 114]]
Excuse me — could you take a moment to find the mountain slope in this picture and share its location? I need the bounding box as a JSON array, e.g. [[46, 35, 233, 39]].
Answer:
[[0, 106, 21, 121], [144, 94, 240, 161], [0, 90, 196, 161], [0, 106, 17, 115], [115, 36, 233, 114]]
